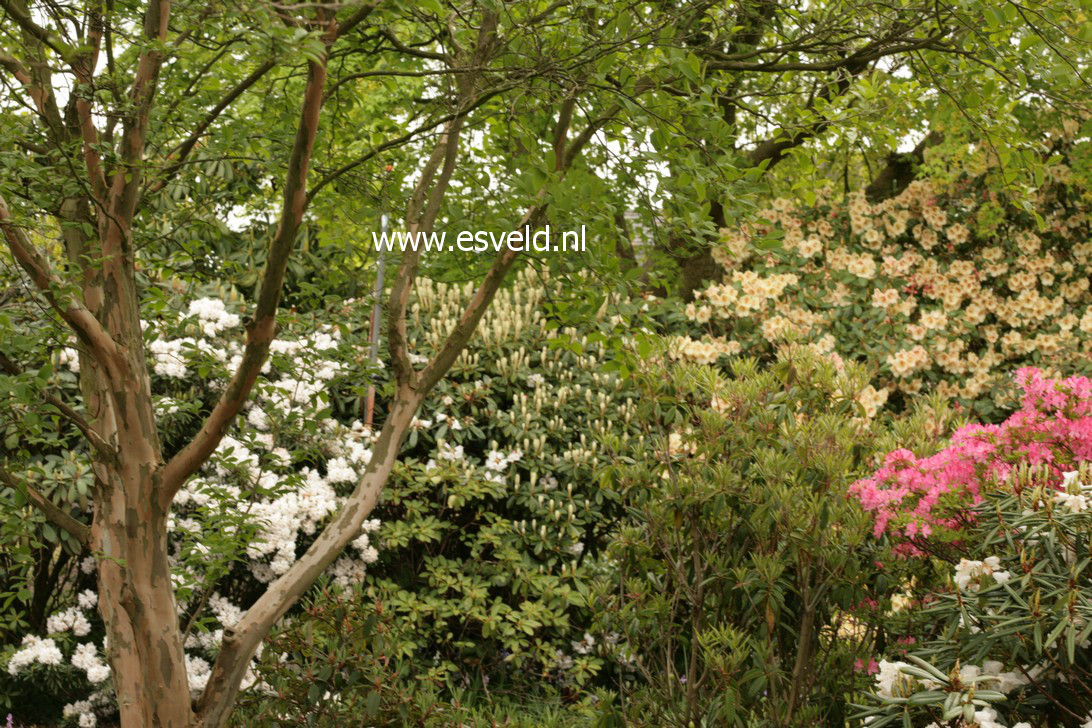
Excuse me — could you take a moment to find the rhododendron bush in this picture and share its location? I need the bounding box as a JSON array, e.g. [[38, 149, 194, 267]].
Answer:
[[589, 348, 894, 725], [271, 270, 641, 695], [852, 370, 1092, 727], [678, 138, 1092, 418]]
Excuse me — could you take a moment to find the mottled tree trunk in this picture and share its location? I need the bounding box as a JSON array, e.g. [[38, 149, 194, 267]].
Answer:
[[80, 247, 193, 725], [95, 469, 191, 727]]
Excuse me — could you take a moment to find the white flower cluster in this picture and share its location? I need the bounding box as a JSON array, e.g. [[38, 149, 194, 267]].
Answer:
[[1051, 469, 1090, 513], [62, 700, 97, 728], [953, 556, 1011, 591], [58, 346, 80, 373], [73, 301, 383, 702], [186, 653, 212, 693], [8, 608, 111, 699], [485, 448, 522, 472], [961, 661, 1030, 694], [571, 632, 595, 655], [436, 441, 464, 463], [187, 297, 242, 337], [6, 634, 63, 674], [47, 606, 92, 637], [874, 659, 914, 699], [149, 336, 226, 379], [427, 441, 522, 490], [71, 642, 110, 684], [877, 659, 1035, 728], [1054, 490, 1089, 513], [241, 458, 378, 583]]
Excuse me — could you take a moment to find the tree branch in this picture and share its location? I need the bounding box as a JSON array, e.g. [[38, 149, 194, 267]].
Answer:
[[323, 66, 475, 100], [0, 50, 58, 131], [72, 4, 109, 202], [106, 0, 172, 228], [416, 199, 546, 393], [149, 0, 377, 198], [376, 27, 448, 61], [0, 13, 65, 137], [0, 351, 115, 458], [306, 84, 512, 202], [0, 194, 123, 376], [552, 96, 577, 170], [149, 59, 278, 194], [0, 0, 74, 61], [388, 11, 500, 391], [747, 62, 868, 169], [0, 464, 90, 548], [705, 34, 948, 73], [336, 1, 379, 37], [192, 379, 423, 727], [385, 116, 465, 391], [158, 21, 336, 507]]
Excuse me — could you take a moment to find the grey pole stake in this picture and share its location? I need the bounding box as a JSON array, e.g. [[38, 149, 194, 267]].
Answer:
[[364, 212, 388, 429]]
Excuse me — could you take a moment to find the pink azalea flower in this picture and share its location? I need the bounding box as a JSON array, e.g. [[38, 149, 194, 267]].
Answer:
[[852, 369, 1092, 550]]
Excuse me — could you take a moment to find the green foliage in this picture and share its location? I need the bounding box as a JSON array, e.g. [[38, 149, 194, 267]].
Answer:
[[591, 347, 884, 726], [363, 270, 639, 685], [235, 585, 611, 727], [234, 585, 431, 727]]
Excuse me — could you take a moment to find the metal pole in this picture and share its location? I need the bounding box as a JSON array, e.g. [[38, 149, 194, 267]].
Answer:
[[364, 212, 388, 429]]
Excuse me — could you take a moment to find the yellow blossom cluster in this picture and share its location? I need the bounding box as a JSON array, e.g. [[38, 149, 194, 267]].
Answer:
[[677, 142, 1092, 416], [668, 335, 742, 365]]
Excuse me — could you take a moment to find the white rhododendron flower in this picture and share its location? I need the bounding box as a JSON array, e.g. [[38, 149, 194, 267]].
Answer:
[[954, 556, 1010, 591], [63, 700, 96, 728], [76, 589, 98, 610], [71, 643, 111, 684], [47, 607, 92, 637], [6, 635, 64, 674], [1054, 491, 1089, 513], [874, 659, 913, 698]]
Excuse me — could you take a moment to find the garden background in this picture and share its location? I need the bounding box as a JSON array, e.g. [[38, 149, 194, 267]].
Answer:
[[0, 0, 1091, 726]]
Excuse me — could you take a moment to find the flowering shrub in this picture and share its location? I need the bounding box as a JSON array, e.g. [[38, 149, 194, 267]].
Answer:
[[851, 368, 1092, 554], [677, 140, 1091, 418], [853, 370, 1092, 727], [856, 471, 1092, 728], [355, 270, 638, 687], [3, 282, 386, 725], [0, 269, 637, 723]]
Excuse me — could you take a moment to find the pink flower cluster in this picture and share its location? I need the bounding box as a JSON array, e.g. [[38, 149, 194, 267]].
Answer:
[[851, 368, 1092, 553]]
